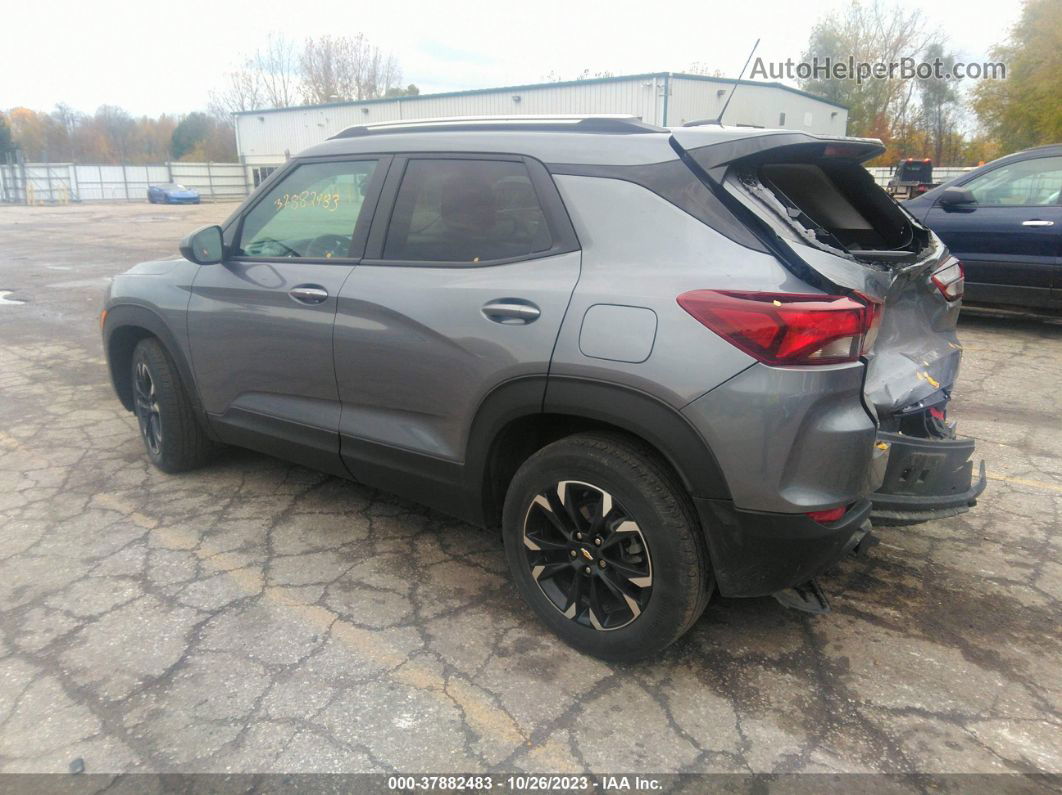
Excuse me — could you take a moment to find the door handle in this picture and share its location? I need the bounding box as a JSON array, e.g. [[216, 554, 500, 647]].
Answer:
[[482, 299, 541, 324], [288, 285, 329, 305], [1022, 219, 1054, 227]]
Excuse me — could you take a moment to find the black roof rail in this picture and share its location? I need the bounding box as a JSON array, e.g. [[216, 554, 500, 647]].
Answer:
[[329, 115, 667, 139], [681, 120, 765, 129]]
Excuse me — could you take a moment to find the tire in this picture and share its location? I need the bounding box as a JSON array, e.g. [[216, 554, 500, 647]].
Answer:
[[130, 337, 216, 473], [502, 432, 713, 661]]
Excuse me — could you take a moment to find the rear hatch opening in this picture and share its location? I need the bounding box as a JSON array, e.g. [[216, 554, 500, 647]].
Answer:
[[727, 143, 933, 267]]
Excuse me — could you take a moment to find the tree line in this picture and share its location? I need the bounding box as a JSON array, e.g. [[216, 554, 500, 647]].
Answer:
[[0, 106, 235, 164], [209, 33, 419, 115], [1, 7, 1058, 168], [796, 0, 1058, 165], [0, 33, 415, 165]]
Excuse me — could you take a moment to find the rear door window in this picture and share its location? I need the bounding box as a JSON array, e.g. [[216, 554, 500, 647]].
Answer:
[[382, 159, 552, 263], [238, 160, 378, 259]]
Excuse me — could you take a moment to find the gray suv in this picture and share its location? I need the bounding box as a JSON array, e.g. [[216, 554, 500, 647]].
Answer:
[[103, 116, 985, 660]]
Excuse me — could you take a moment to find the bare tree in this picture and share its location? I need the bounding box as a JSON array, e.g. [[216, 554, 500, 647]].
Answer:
[[361, 48, 401, 100], [684, 63, 724, 77], [209, 66, 264, 118], [542, 68, 615, 82], [252, 34, 300, 109], [799, 1, 941, 141], [92, 105, 137, 160], [299, 34, 403, 104]]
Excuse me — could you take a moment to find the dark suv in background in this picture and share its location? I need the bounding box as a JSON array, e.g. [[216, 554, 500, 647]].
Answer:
[[103, 116, 984, 659], [905, 144, 1062, 313]]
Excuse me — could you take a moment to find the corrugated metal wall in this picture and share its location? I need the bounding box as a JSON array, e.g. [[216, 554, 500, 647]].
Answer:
[[667, 78, 848, 135], [235, 75, 847, 168], [235, 76, 666, 163]]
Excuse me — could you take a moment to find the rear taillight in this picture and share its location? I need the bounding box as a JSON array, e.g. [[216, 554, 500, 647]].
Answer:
[[677, 290, 876, 366], [931, 259, 964, 302], [806, 506, 846, 524]]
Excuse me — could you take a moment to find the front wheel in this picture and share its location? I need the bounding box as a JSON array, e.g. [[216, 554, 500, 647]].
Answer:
[[131, 338, 217, 472], [502, 432, 712, 661]]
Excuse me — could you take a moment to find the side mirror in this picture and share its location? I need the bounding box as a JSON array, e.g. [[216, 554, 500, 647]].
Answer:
[[937, 187, 976, 208], [179, 225, 224, 265]]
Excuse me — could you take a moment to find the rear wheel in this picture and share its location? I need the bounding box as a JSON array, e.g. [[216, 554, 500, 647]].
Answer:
[[502, 432, 712, 661], [131, 338, 216, 472]]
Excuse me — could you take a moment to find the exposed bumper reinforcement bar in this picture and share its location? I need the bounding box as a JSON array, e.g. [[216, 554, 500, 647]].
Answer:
[[871, 431, 987, 526]]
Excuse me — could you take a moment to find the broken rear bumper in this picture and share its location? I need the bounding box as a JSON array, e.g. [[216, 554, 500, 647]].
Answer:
[[870, 431, 987, 525]]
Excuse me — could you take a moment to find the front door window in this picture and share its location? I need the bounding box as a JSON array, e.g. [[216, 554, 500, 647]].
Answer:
[[238, 160, 378, 259]]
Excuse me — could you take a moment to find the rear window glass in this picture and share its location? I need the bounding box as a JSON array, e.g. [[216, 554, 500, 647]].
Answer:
[[383, 159, 552, 263], [894, 161, 932, 182]]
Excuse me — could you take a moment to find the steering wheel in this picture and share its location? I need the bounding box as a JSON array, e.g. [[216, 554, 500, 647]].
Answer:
[[305, 234, 351, 258], [246, 236, 301, 257]]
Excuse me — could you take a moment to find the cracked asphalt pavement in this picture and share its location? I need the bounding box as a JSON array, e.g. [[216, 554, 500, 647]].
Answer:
[[0, 202, 1059, 777]]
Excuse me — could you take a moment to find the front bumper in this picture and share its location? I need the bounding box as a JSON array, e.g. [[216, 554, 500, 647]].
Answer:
[[870, 431, 987, 525], [693, 498, 872, 598]]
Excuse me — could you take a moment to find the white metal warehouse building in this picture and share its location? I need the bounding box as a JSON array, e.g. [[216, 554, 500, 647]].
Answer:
[[234, 72, 848, 185]]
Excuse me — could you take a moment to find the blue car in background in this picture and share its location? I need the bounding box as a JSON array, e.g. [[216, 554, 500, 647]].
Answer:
[[147, 183, 201, 204], [904, 145, 1062, 313]]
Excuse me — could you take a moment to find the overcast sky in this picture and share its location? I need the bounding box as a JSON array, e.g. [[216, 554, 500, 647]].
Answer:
[[4, 0, 1023, 117]]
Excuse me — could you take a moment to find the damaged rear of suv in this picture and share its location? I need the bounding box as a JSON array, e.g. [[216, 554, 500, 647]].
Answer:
[[674, 129, 986, 528]]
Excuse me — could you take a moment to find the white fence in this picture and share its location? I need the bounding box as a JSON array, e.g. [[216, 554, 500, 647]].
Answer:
[[867, 166, 973, 188], [0, 161, 250, 204]]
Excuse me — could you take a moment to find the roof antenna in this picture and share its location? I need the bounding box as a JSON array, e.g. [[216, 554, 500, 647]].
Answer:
[[713, 38, 760, 126]]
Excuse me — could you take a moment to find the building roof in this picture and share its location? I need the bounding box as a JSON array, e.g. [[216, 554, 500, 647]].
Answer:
[[233, 71, 849, 117]]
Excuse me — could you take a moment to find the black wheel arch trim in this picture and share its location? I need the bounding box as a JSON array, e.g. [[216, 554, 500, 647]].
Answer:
[[539, 376, 731, 500], [103, 303, 215, 439], [462, 375, 733, 529]]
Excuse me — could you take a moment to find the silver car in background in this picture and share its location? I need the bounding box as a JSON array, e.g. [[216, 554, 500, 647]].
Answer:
[[102, 116, 984, 660]]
